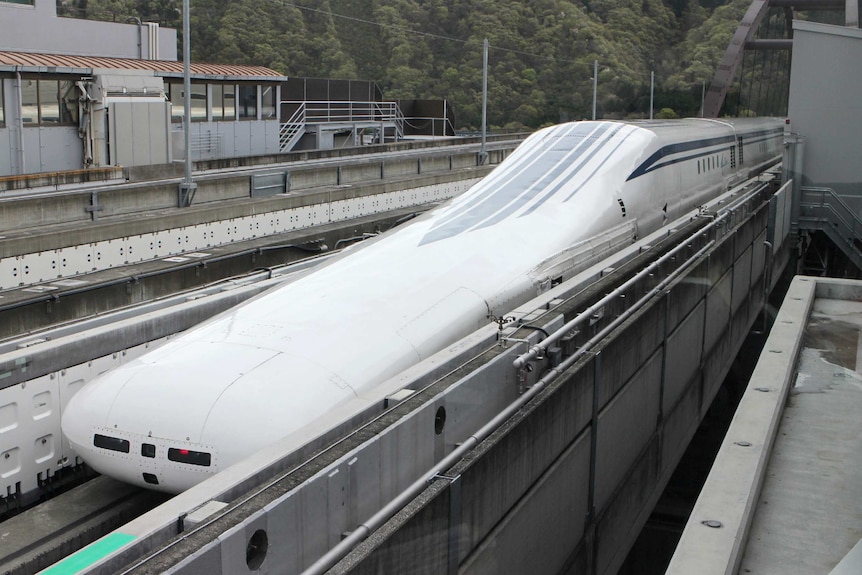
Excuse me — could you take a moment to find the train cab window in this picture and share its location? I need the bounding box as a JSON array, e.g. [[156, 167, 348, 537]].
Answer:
[[168, 447, 212, 467], [141, 443, 156, 458], [94, 434, 130, 453]]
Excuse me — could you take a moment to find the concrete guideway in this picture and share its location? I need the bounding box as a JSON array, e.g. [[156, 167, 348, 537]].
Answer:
[[667, 276, 862, 575], [27, 173, 791, 575], [0, 139, 519, 312]]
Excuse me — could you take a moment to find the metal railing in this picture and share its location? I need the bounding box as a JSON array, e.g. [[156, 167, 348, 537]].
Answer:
[[278, 101, 404, 152], [189, 131, 222, 155], [798, 186, 862, 270], [279, 103, 307, 152]]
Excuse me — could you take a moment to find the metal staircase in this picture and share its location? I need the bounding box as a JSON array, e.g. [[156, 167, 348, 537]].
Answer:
[[797, 186, 862, 273], [279, 103, 307, 153], [278, 100, 404, 153]]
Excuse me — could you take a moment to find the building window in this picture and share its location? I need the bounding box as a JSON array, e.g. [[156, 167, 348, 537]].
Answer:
[[60, 80, 77, 124], [39, 80, 61, 124], [167, 81, 182, 122], [165, 82, 183, 123], [20, 78, 76, 126], [21, 79, 38, 125], [212, 84, 236, 121], [190, 83, 206, 122], [238, 85, 257, 120], [261, 85, 276, 120], [167, 81, 206, 122]]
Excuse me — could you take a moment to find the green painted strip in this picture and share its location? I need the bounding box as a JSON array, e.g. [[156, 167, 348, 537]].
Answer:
[[41, 532, 136, 575]]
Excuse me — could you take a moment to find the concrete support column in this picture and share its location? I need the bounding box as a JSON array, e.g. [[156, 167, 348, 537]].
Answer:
[[847, 0, 859, 27], [12, 73, 26, 175]]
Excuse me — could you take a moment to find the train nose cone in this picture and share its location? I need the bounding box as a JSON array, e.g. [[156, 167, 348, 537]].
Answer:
[[62, 365, 126, 453], [61, 341, 281, 491]]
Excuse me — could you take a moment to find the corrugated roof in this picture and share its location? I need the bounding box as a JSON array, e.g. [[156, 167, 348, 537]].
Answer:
[[0, 51, 285, 79]]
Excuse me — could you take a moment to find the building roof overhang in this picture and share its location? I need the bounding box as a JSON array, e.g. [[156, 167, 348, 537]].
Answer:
[[0, 51, 288, 81]]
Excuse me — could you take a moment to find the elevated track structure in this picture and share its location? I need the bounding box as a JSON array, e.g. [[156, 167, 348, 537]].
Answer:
[[1, 164, 794, 575]]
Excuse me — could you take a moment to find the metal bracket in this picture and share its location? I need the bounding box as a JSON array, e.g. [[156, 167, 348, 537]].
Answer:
[[489, 315, 516, 332], [179, 182, 197, 208], [84, 191, 104, 221]]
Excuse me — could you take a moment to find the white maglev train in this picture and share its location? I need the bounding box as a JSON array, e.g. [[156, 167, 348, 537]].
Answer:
[[62, 118, 784, 493]]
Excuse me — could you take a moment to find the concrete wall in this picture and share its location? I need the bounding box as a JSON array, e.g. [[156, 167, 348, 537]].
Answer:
[[0, 128, 12, 176], [22, 126, 82, 173], [172, 120, 282, 162], [788, 21, 862, 195], [0, 0, 177, 60], [0, 76, 84, 174], [333, 186, 779, 575], [0, 78, 17, 175]]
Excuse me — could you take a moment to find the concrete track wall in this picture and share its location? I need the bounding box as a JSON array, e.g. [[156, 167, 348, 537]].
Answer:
[[333, 191, 780, 575]]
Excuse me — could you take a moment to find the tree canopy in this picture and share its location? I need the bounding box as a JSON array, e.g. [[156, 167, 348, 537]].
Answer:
[[57, 0, 773, 128]]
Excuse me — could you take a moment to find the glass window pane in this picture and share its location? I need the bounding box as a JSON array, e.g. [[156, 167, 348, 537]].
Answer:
[[0, 82, 4, 126], [190, 83, 206, 122], [168, 82, 183, 122], [21, 79, 39, 125], [39, 80, 60, 125], [60, 80, 77, 125], [223, 85, 235, 120], [239, 85, 257, 119], [261, 86, 276, 120], [211, 84, 223, 121]]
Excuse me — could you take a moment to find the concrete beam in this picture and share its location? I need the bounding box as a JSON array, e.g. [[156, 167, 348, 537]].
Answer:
[[665, 277, 815, 575]]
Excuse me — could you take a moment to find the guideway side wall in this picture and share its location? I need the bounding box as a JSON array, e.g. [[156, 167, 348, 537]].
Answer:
[[333, 196, 778, 575], [0, 149, 510, 291]]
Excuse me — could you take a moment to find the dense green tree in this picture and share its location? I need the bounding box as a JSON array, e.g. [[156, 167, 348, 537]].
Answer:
[[56, 0, 770, 128]]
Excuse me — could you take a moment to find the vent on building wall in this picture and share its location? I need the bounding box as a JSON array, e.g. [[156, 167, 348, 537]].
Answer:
[[146, 22, 160, 60]]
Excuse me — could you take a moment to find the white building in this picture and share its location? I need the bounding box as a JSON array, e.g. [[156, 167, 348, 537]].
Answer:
[[0, 0, 286, 177]]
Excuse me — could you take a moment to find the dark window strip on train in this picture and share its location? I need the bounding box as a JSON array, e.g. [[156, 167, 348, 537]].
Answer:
[[93, 434, 130, 453], [168, 448, 212, 467]]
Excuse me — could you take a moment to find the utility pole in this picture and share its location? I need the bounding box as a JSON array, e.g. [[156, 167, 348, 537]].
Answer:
[[179, 0, 197, 207], [649, 70, 654, 120], [480, 38, 488, 165], [700, 81, 706, 117], [592, 59, 598, 121]]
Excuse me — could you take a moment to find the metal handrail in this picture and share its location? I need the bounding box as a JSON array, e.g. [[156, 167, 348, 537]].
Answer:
[[799, 186, 862, 247], [798, 186, 862, 269], [283, 100, 401, 124], [278, 100, 405, 150], [278, 103, 307, 152]]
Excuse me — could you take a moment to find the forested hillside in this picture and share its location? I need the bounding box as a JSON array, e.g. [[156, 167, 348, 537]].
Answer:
[[57, 0, 758, 128]]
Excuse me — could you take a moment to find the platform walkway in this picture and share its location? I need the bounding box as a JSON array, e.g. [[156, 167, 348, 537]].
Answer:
[[667, 276, 862, 574]]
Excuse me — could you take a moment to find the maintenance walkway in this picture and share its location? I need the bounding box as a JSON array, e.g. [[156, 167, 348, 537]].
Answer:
[[667, 276, 862, 575]]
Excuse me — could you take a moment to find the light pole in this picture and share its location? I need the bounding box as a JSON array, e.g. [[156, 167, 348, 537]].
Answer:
[[592, 59, 597, 121], [179, 0, 197, 207], [649, 70, 654, 120], [480, 38, 488, 165]]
